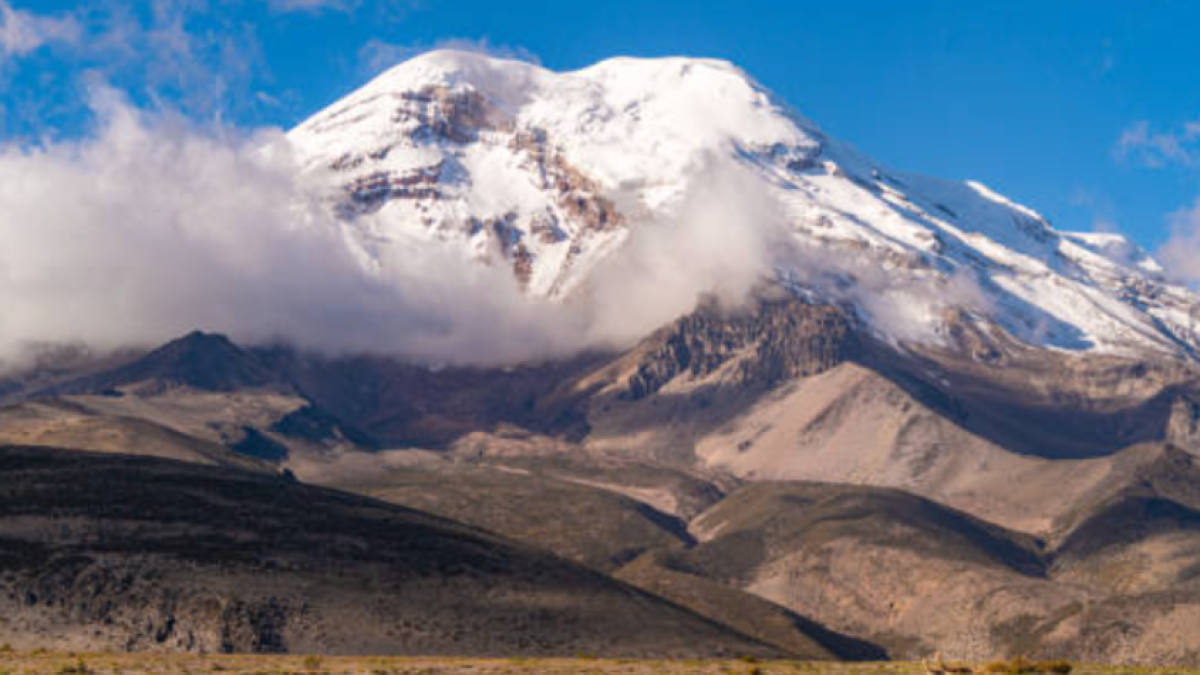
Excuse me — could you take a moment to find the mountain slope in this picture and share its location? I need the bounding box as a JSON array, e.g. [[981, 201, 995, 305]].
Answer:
[[530, 295, 1199, 532], [39, 331, 282, 396], [673, 481, 1200, 664], [7, 328, 1200, 662], [0, 399, 273, 472], [288, 49, 1200, 361], [317, 459, 697, 573], [307, 455, 878, 659], [16, 300, 1198, 537], [0, 445, 780, 658]]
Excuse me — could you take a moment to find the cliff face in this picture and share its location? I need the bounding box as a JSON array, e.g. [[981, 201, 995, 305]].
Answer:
[[1169, 394, 1200, 449], [626, 297, 856, 400]]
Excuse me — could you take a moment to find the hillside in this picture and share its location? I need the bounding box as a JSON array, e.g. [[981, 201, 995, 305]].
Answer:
[[0, 445, 779, 658]]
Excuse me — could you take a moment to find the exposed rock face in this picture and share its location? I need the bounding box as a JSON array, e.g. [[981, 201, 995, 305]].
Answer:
[[509, 127, 626, 234], [405, 86, 508, 143], [291, 70, 634, 297], [1168, 394, 1200, 451], [626, 297, 855, 400], [345, 165, 444, 211], [335, 86, 506, 213]]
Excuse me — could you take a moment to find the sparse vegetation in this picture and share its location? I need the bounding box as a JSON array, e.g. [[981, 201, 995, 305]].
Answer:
[[0, 654, 1159, 675], [981, 658, 1073, 675], [56, 658, 91, 675]]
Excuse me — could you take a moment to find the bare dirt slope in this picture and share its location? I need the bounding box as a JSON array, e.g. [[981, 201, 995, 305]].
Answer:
[[676, 480, 1200, 665]]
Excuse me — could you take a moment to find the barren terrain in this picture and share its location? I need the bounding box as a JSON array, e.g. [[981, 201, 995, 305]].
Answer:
[[1, 652, 1197, 675]]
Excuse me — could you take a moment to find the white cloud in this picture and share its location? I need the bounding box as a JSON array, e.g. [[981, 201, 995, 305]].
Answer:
[[0, 0, 344, 132], [1115, 117, 1200, 168], [357, 39, 413, 75], [0, 0, 270, 129], [0, 1, 81, 58], [100, 0, 266, 121], [266, 0, 349, 11], [0, 89, 558, 366], [1158, 198, 1200, 287], [0, 84, 1008, 369], [583, 157, 786, 346], [0, 70, 1009, 370], [1115, 116, 1200, 294], [263, 0, 417, 14], [359, 37, 539, 76], [0, 92, 785, 369]]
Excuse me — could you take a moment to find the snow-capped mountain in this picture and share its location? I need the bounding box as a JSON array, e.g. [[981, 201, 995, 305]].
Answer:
[[288, 50, 1200, 360]]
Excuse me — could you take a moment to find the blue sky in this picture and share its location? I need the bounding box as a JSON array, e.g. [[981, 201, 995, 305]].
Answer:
[[3, 0, 1200, 252]]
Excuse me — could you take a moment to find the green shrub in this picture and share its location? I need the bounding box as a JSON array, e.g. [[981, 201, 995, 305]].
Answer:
[[301, 655, 323, 671], [982, 657, 1071, 675], [57, 659, 91, 675]]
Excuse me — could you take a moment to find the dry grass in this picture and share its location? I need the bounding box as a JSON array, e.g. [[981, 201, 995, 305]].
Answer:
[[0, 653, 1195, 675]]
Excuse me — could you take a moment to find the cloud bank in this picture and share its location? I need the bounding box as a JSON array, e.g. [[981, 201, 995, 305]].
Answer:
[[0, 58, 1010, 371], [0, 90, 793, 369]]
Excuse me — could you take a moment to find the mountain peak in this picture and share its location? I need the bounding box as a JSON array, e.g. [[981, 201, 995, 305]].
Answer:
[[286, 52, 1200, 362], [170, 330, 238, 349], [400, 48, 532, 69], [365, 50, 759, 95], [42, 332, 280, 396], [361, 49, 549, 101]]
